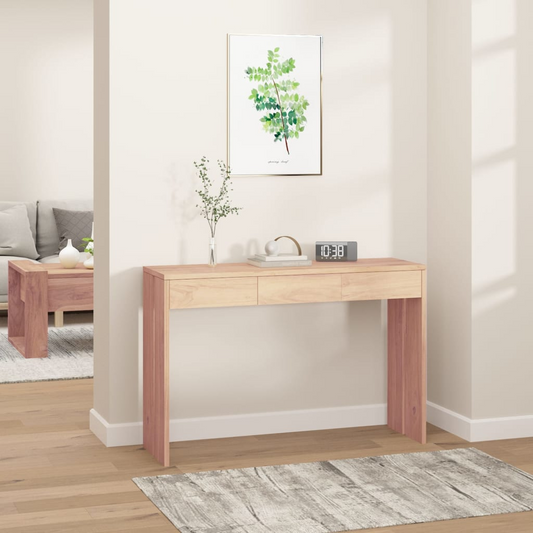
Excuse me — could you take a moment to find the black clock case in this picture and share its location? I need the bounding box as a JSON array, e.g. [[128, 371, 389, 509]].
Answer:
[[315, 241, 358, 262], [345, 241, 357, 261]]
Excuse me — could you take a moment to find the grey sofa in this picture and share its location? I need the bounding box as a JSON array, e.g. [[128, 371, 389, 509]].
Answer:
[[0, 200, 93, 306]]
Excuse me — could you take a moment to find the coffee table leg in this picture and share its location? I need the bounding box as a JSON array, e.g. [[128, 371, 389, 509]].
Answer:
[[8, 264, 25, 341], [8, 264, 48, 358], [54, 311, 64, 327], [25, 270, 48, 358]]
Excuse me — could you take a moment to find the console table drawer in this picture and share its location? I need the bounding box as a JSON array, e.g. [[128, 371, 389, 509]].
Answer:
[[169, 278, 257, 309], [258, 274, 342, 305], [342, 271, 421, 301]]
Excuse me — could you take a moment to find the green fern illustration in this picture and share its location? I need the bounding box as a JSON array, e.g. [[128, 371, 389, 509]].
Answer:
[[245, 48, 309, 155]]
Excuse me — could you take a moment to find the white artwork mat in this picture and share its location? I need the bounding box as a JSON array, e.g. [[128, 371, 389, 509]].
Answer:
[[228, 34, 322, 176]]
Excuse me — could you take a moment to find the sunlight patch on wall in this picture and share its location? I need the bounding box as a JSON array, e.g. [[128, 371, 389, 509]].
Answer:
[[472, 0, 515, 50]]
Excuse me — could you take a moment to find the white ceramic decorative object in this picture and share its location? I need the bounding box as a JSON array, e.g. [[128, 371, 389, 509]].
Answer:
[[265, 240, 279, 257], [59, 239, 80, 268], [84, 255, 94, 269]]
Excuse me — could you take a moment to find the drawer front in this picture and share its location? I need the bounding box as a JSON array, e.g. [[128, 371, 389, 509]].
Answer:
[[258, 274, 342, 305], [169, 277, 257, 309], [48, 278, 94, 311], [342, 271, 421, 301]]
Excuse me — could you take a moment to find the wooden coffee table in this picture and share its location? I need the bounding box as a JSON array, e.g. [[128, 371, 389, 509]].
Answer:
[[8, 260, 93, 358]]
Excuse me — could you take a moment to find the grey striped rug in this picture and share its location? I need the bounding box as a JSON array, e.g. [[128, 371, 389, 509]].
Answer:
[[0, 326, 93, 383], [134, 448, 533, 532]]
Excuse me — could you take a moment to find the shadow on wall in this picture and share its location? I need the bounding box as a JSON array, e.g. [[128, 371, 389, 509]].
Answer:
[[166, 161, 197, 264]]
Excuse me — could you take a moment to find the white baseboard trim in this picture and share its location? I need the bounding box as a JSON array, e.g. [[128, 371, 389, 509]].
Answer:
[[90, 404, 387, 448], [470, 414, 533, 442], [91, 402, 533, 448], [89, 409, 108, 445], [427, 402, 472, 441], [427, 401, 533, 442], [90, 408, 143, 447]]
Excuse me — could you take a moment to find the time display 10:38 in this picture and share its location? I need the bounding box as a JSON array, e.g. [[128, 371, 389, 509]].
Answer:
[[315, 241, 357, 262], [320, 244, 345, 259]]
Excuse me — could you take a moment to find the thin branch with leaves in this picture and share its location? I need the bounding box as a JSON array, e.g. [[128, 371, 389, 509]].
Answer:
[[82, 237, 94, 256], [194, 157, 242, 238], [246, 47, 309, 155]]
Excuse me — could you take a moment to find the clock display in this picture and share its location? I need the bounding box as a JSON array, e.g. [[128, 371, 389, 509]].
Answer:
[[315, 241, 357, 262], [320, 244, 345, 260]]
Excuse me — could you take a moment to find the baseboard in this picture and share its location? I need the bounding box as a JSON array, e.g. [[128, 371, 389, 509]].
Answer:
[[427, 402, 472, 440], [90, 408, 144, 447], [470, 414, 533, 442], [89, 409, 109, 445], [91, 402, 533, 448], [90, 404, 387, 448], [427, 401, 533, 442]]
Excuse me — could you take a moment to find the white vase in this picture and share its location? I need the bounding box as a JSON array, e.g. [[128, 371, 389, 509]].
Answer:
[[84, 255, 94, 269], [208, 236, 217, 266], [59, 239, 80, 268]]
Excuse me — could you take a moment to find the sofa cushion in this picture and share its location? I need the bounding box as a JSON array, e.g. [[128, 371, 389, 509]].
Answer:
[[0, 256, 39, 302], [53, 208, 93, 253], [0, 201, 37, 242], [0, 204, 39, 259], [38, 254, 61, 264], [36, 199, 93, 259]]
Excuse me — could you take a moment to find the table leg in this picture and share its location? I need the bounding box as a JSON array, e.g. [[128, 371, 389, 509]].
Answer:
[[8, 263, 48, 358], [8, 265, 25, 342], [387, 271, 426, 443], [143, 272, 170, 466], [54, 311, 64, 327]]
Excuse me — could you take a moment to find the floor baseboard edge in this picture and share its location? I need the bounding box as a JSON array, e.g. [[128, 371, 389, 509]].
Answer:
[[91, 403, 533, 448], [427, 402, 472, 441], [470, 414, 533, 442], [427, 402, 533, 442], [89, 408, 109, 446], [89, 404, 387, 448]]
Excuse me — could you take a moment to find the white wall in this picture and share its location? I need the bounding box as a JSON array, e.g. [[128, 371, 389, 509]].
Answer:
[[427, 0, 533, 436], [0, 0, 93, 202], [471, 0, 533, 419], [427, 0, 472, 418], [93, 0, 427, 438]]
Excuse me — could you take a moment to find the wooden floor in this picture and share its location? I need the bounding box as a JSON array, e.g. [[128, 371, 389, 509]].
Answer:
[[0, 379, 532, 532]]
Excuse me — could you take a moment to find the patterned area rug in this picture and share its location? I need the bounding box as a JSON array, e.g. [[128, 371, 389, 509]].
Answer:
[[0, 326, 93, 383], [134, 448, 533, 533]]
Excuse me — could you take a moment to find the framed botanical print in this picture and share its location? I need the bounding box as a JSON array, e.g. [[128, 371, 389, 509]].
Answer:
[[228, 34, 322, 176]]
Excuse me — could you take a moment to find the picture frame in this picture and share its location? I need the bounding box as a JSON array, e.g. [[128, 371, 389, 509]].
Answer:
[[227, 34, 323, 176]]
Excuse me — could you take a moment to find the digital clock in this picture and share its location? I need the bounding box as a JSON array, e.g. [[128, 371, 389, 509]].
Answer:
[[315, 241, 357, 262]]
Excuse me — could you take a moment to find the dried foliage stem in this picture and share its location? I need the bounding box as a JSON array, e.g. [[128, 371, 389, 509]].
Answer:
[[194, 157, 242, 238]]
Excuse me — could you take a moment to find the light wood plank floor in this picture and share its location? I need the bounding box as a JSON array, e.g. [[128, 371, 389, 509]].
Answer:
[[0, 379, 532, 532]]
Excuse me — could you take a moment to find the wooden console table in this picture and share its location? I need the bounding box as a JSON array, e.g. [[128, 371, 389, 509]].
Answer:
[[8, 260, 93, 358], [143, 259, 426, 466]]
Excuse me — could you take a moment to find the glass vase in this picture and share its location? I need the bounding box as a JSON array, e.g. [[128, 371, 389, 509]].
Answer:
[[208, 236, 217, 267]]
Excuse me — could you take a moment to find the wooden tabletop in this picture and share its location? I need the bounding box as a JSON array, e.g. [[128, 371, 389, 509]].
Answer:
[[144, 258, 425, 281], [8, 260, 93, 278]]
